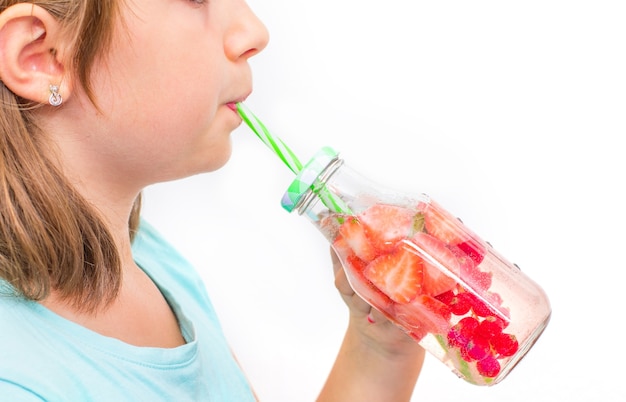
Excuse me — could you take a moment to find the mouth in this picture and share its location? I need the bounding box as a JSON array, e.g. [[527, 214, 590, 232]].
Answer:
[[226, 92, 251, 113]]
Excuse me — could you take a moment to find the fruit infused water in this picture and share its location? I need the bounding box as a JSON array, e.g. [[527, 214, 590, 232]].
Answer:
[[236, 104, 551, 386], [280, 147, 551, 386]]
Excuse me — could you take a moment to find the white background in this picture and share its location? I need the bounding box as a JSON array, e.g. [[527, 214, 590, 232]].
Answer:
[[142, 1, 625, 401]]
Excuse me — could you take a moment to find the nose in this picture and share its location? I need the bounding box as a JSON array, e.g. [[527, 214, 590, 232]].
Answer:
[[225, 2, 270, 61]]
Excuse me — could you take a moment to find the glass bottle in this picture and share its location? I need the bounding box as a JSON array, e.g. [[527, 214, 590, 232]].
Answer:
[[281, 147, 551, 386]]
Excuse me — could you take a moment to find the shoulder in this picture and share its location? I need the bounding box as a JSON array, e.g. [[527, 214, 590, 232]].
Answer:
[[0, 294, 69, 400], [0, 290, 39, 343]]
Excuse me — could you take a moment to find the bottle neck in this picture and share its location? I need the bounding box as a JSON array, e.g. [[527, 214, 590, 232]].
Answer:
[[293, 157, 345, 216]]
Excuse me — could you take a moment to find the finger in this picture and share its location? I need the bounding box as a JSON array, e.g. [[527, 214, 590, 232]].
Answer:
[[334, 262, 355, 297], [330, 247, 342, 276], [368, 307, 388, 324], [331, 247, 355, 296], [366, 309, 376, 324]]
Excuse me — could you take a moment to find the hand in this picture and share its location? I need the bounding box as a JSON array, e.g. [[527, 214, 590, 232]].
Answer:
[[318, 248, 425, 402], [330, 248, 423, 358]]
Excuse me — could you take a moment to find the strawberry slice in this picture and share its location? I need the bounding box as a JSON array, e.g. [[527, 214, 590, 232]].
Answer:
[[363, 244, 424, 304], [419, 201, 468, 246], [319, 213, 348, 240], [337, 217, 378, 262], [358, 204, 418, 253], [332, 236, 395, 313], [408, 232, 460, 297], [394, 295, 453, 341]]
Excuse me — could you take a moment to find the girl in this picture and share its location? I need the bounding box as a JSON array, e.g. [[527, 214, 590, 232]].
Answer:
[[0, 1, 424, 400]]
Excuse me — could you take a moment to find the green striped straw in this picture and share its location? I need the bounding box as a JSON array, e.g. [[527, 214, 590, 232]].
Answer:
[[236, 102, 352, 215], [236, 103, 303, 175]]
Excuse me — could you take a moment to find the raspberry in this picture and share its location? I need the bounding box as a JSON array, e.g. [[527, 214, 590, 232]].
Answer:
[[464, 336, 490, 361], [456, 239, 486, 265], [436, 290, 473, 316], [474, 316, 504, 339], [447, 316, 478, 348], [491, 333, 519, 357], [465, 293, 494, 317], [476, 355, 501, 378], [450, 293, 473, 316]]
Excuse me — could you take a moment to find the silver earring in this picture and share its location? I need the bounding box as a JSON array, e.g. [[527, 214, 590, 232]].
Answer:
[[48, 84, 62, 106]]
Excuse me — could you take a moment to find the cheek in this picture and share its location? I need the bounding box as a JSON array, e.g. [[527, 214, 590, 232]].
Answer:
[[95, 19, 226, 136], [101, 67, 221, 147], [103, 37, 223, 115], [142, 67, 223, 139], [144, 108, 233, 174]]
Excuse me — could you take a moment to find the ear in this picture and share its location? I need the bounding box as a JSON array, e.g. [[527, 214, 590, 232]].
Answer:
[[0, 3, 72, 105]]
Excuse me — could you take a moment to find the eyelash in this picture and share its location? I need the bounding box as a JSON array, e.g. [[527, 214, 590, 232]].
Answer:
[[189, 0, 206, 4]]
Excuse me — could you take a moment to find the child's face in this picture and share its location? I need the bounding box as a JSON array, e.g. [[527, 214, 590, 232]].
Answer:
[[70, 0, 268, 187]]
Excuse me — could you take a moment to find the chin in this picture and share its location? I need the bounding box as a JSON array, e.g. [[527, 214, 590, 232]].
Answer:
[[202, 142, 233, 173]]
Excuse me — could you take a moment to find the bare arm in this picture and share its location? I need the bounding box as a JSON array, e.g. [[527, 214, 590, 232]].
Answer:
[[317, 250, 425, 402]]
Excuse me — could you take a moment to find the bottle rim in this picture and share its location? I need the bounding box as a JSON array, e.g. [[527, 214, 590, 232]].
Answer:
[[281, 146, 339, 213]]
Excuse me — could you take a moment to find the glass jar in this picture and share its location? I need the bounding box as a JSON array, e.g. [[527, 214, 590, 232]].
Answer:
[[281, 147, 551, 386]]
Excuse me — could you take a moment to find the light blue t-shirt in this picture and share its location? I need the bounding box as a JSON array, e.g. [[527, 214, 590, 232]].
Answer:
[[0, 220, 255, 401]]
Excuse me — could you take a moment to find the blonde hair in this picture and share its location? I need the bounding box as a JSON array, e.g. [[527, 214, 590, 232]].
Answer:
[[0, 0, 140, 311]]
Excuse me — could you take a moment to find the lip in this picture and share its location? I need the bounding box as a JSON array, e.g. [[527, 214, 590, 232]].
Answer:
[[226, 92, 251, 113]]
